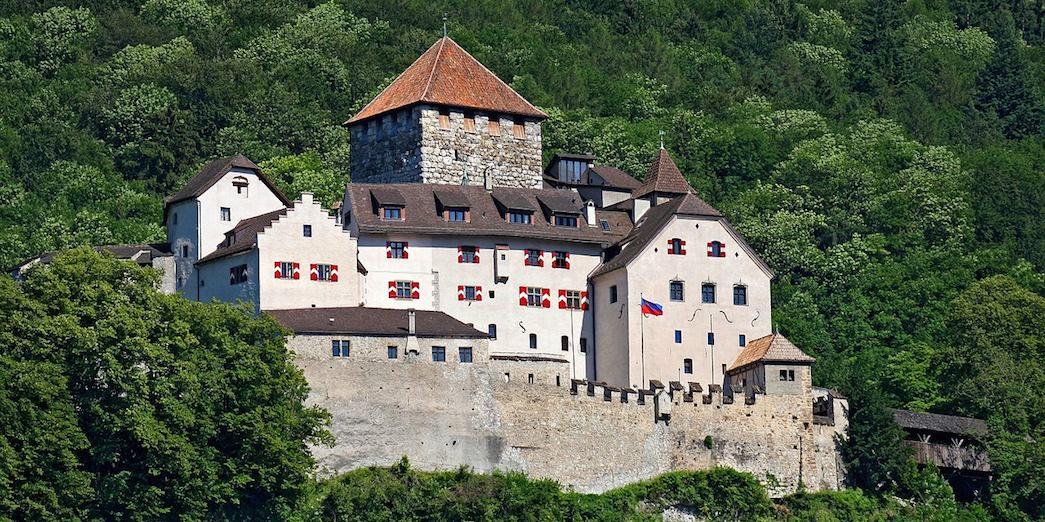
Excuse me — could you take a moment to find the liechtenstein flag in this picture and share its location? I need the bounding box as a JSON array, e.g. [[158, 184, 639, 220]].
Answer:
[[640, 298, 663, 317]]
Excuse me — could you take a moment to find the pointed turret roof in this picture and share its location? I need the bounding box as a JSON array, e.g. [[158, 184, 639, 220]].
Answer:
[[346, 37, 547, 125], [632, 148, 692, 198]]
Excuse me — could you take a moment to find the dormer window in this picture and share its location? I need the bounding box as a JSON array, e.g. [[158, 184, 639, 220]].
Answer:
[[232, 176, 248, 197], [508, 210, 532, 224], [554, 214, 578, 228], [382, 206, 403, 220], [445, 207, 468, 222]]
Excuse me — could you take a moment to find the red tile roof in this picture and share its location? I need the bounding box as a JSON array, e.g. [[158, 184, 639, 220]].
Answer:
[[346, 37, 547, 124], [632, 148, 692, 198], [726, 334, 815, 373]]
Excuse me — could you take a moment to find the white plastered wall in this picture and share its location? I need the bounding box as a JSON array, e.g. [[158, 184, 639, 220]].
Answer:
[[258, 193, 360, 310], [595, 215, 772, 389], [355, 232, 601, 380]]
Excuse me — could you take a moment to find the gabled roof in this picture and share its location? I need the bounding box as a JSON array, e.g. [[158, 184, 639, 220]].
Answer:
[[889, 409, 988, 437], [15, 243, 172, 273], [346, 37, 547, 125], [267, 307, 487, 338], [727, 334, 815, 373], [165, 154, 291, 210], [196, 208, 288, 264], [590, 193, 727, 278], [344, 183, 628, 245], [632, 148, 692, 198], [589, 166, 641, 190]]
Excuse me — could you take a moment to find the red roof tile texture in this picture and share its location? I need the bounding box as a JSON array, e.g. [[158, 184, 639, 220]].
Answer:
[[346, 37, 547, 124], [632, 148, 693, 198]]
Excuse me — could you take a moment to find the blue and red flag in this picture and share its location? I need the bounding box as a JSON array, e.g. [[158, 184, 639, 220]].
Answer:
[[640, 298, 663, 316]]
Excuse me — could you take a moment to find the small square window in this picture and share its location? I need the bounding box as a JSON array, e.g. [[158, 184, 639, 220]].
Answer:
[[220, 207, 231, 221], [340, 340, 349, 357], [488, 324, 497, 339], [303, 225, 312, 237], [561, 336, 569, 351], [459, 347, 473, 363], [600, 219, 609, 231], [779, 369, 788, 381], [733, 285, 747, 306], [525, 287, 543, 307], [395, 281, 413, 299], [446, 208, 467, 222], [387, 346, 398, 359], [674, 330, 682, 344], [702, 283, 716, 304], [610, 285, 618, 303], [739, 334, 746, 346], [388, 241, 407, 259], [181, 245, 189, 258], [670, 281, 685, 302], [529, 333, 537, 350], [432, 346, 446, 362], [331, 340, 341, 357], [707, 332, 715, 345], [580, 337, 587, 353], [684, 358, 693, 374], [508, 211, 532, 224], [383, 207, 403, 220]]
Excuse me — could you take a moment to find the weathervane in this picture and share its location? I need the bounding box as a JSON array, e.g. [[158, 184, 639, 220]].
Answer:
[[442, 13, 448, 37], [658, 129, 665, 149]]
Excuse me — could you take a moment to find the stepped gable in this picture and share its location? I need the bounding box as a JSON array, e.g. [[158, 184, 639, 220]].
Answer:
[[165, 154, 290, 208], [344, 183, 629, 245], [268, 307, 486, 338], [727, 333, 815, 373], [197, 208, 287, 263], [346, 36, 547, 125], [632, 148, 693, 198], [591, 193, 722, 277]]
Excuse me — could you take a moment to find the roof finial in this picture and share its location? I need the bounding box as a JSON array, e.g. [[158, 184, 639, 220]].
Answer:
[[658, 129, 665, 150], [442, 13, 448, 37]]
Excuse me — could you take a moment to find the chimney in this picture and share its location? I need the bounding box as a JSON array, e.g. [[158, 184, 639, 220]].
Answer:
[[300, 191, 314, 205], [484, 168, 494, 192], [585, 200, 597, 227], [407, 309, 416, 336]]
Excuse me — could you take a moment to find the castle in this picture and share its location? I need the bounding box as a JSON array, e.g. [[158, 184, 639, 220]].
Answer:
[[19, 36, 849, 494]]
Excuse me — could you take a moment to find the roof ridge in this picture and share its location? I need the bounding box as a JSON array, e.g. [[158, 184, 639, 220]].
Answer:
[[444, 37, 544, 116], [420, 37, 446, 103]]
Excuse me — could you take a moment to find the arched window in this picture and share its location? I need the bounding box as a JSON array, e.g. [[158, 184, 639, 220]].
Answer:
[[232, 176, 249, 197]]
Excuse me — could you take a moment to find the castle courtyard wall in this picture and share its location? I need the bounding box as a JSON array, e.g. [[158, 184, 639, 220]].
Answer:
[[294, 347, 847, 495]]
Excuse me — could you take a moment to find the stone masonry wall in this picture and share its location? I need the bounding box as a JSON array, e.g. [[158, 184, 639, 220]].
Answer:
[[296, 346, 847, 495], [348, 105, 543, 188]]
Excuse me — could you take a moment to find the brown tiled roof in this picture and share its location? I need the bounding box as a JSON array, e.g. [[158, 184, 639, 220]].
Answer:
[[345, 183, 628, 245], [632, 148, 692, 198], [197, 208, 287, 264], [889, 409, 988, 437], [590, 193, 723, 277], [589, 166, 641, 190], [165, 154, 290, 210], [346, 37, 547, 124], [726, 334, 815, 373], [537, 192, 582, 214], [267, 307, 487, 338]]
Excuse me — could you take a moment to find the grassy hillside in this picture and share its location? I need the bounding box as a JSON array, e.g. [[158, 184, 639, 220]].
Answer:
[[0, 0, 1041, 518]]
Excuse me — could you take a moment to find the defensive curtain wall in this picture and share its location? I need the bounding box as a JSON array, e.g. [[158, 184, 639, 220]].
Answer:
[[290, 334, 847, 496]]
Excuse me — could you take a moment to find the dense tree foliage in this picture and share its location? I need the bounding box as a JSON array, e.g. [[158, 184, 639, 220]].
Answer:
[[0, 250, 329, 519], [0, 0, 1041, 518], [310, 459, 989, 521]]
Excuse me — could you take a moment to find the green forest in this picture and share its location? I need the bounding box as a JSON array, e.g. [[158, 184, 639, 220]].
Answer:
[[0, 0, 1041, 519]]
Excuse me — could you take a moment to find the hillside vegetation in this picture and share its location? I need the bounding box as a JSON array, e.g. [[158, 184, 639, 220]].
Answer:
[[0, 0, 1041, 519]]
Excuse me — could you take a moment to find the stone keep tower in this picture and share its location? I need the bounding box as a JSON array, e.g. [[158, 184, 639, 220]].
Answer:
[[346, 37, 546, 188]]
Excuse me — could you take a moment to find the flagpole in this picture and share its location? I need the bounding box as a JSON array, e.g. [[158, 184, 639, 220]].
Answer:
[[640, 293, 646, 387]]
